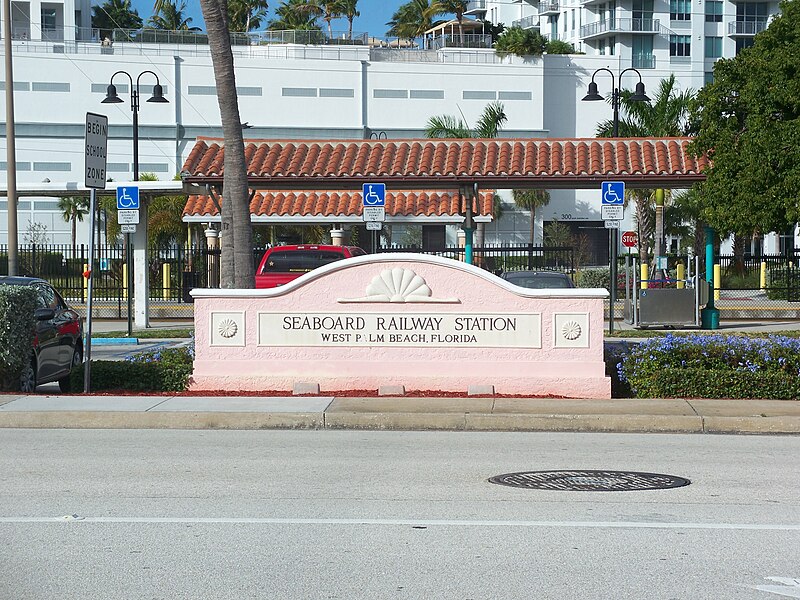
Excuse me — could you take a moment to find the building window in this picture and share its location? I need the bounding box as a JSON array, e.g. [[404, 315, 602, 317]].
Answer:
[[571, 9, 576, 30], [704, 71, 714, 85], [736, 37, 754, 54], [670, 0, 690, 20], [670, 34, 691, 56], [281, 87, 317, 97], [704, 36, 722, 58], [705, 1, 723, 22], [563, 11, 568, 31], [609, 35, 616, 55], [41, 8, 57, 30]]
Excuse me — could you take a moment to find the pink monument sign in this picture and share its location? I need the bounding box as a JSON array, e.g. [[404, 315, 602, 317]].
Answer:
[[190, 254, 610, 398]]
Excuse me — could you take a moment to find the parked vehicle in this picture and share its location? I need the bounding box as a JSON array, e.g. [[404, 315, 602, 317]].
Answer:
[[0, 276, 84, 393], [255, 245, 367, 288], [501, 270, 575, 289]]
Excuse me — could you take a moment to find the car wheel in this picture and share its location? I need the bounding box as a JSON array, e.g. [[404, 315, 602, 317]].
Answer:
[[58, 348, 83, 393], [19, 359, 37, 394]]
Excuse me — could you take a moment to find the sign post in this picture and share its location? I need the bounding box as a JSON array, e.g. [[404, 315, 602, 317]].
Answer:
[[84, 112, 108, 393], [117, 185, 140, 337], [362, 183, 386, 252], [601, 181, 625, 333]]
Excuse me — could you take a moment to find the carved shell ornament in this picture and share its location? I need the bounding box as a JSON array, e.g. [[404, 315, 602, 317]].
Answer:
[[339, 268, 459, 303], [561, 321, 582, 341], [218, 319, 239, 338]]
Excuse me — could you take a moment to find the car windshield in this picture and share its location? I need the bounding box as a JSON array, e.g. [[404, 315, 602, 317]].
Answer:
[[262, 250, 347, 273], [505, 273, 573, 289]]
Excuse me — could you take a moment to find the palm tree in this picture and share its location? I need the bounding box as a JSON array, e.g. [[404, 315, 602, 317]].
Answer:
[[138, 174, 188, 246], [199, 0, 254, 288], [337, 0, 359, 39], [512, 189, 551, 245], [437, 0, 467, 40], [318, 1, 342, 38], [387, 0, 443, 43], [425, 100, 507, 138], [596, 75, 694, 271], [92, 0, 143, 32], [149, 0, 200, 30], [58, 196, 90, 259], [269, 0, 323, 31], [227, 0, 269, 32]]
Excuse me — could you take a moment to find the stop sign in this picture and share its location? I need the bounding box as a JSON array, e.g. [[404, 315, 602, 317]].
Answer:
[[621, 231, 638, 248]]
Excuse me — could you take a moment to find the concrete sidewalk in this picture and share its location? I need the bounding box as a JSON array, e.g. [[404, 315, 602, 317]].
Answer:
[[0, 394, 798, 434]]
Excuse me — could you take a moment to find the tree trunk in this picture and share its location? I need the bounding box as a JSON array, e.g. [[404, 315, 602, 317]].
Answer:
[[348, 17, 353, 39], [71, 218, 77, 260], [653, 188, 665, 279], [200, 0, 253, 288], [634, 190, 653, 270], [732, 233, 746, 276], [529, 206, 535, 245]]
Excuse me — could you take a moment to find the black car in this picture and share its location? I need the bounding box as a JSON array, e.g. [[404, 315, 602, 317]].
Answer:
[[0, 277, 83, 393], [501, 270, 575, 289]]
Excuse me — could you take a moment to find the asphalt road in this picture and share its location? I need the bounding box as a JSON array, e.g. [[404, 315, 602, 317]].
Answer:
[[0, 430, 798, 599]]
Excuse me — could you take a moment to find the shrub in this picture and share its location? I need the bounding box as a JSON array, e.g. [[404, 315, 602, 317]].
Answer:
[[604, 342, 633, 398], [0, 285, 37, 391], [617, 334, 800, 399], [69, 345, 194, 392]]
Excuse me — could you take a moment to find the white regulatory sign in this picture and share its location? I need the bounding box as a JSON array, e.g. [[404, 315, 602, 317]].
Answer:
[[117, 209, 140, 224], [601, 205, 623, 221], [366, 221, 382, 230], [604, 220, 621, 229], [84, 112, 108, 189], [120, 224, 137, 233], [363, 206, 385, 222]]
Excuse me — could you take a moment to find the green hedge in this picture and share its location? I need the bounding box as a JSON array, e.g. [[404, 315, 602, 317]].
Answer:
[[0, 285, 36, 391], [616, 334, 800, 399], [69, 347, 193, 392]]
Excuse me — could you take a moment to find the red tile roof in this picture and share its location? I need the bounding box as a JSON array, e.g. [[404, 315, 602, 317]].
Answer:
[[183, 189, 495, 221], [182, 137, 707, 190]]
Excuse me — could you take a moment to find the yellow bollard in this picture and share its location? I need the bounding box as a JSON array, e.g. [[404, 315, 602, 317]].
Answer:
[[122, 264, 128, 300], [677, 263, 685, 289], [714, 264, 721, 301], [83, 263, 89, 295], [640, 263, 648, 290], [163, 263, 171, 301], [760, 261, 767, 290]]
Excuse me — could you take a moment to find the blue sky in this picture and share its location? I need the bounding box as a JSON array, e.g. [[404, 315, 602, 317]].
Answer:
[[128, 0, 407, 39]]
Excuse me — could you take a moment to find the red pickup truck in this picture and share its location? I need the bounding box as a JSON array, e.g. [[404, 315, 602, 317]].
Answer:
[[254, 244, 367, 288]]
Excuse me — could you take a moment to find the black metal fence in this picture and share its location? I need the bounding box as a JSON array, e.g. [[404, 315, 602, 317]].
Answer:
[[377, 244, 575, 276]]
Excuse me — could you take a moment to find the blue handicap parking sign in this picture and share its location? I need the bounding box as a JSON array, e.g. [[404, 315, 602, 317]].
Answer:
[[117, 186, 140, 210], [601, 181, 625, 205], [362, 183, 386, 206]]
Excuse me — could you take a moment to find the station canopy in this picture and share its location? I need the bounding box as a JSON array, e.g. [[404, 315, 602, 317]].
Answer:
[[180, 136, 707, 223]]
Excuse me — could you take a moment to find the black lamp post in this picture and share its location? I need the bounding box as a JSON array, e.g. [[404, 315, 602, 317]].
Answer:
[[582, 68, 649, 333], [102, 70, 168, 335]]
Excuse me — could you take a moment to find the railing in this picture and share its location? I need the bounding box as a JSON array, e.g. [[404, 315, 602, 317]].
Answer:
[[727, 20, 768, 35], [580, 18, 660, 38], [370, 47, 502, 64], [428, 33, 494, 50], [511, 15, 541, 30], [539, 1, 560, 14], [465, 0, 487, 13], [632, 53, 656, 68]]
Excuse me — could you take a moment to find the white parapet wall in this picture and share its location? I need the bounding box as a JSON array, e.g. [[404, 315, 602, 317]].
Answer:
[[190, 254, 611, 398]]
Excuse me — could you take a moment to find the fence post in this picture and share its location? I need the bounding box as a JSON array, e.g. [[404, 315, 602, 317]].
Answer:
[[163, 263, 170, 301], [527, 243, 533, 270]]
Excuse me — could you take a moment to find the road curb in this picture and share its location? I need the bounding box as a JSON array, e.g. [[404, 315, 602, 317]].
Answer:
[[1, 410, 797, 433]]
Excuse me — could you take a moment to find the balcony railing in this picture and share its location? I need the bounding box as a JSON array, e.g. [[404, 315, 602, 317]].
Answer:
[[539, 1, 560, 15], [465, 0, 487, 14], [727, 20, 767, 36], [511, 15, 541, 30], [429, 33, 493, 50], [632, 53, 656, 68], [580, 18, 660, 39]]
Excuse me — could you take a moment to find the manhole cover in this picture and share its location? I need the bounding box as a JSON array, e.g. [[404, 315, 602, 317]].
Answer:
[[488, 470, 690, 491]]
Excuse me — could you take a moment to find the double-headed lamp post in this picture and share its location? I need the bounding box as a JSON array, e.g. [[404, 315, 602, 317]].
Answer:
[[582, 67, 649, 333], [102, 71, 168, 334]]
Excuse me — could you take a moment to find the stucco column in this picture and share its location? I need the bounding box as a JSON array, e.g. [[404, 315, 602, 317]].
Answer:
[[330, 228, 345, 246], [132, 205, 149, 329], [205, 227, 219, 288]]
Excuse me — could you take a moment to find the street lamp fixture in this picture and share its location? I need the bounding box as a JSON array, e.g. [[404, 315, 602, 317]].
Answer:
[[102, 70, 168, 182], [101, 70, 168, 336], [582, 67, 649, 333]]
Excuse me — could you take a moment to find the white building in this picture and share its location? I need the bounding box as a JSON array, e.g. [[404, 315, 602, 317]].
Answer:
[[0, 0, 791, 259]]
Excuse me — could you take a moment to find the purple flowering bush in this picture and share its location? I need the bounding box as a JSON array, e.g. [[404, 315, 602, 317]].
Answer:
[[616, 334, 800, 399]]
